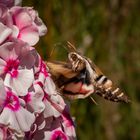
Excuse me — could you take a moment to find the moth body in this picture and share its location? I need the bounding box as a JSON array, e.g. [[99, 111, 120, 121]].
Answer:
[[46, 42, 130, 103]]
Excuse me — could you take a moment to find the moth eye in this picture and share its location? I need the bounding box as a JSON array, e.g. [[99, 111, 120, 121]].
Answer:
[[71, 54, 78, 61]]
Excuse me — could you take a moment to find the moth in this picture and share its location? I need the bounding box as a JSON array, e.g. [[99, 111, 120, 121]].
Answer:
[[46, 42, 130, 103]]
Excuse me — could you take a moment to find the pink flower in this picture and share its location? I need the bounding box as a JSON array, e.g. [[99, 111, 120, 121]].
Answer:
[[61, 113, 76, 138], [0, 0, 22, 8], [0, 40, 35, 96], [0, 4, 47, 46], [50, 130, 68, 140], [25, 82, 45, 114], [27, 111, 76, 140], [0, 79, 35, 133], [0, 4, 12, 44], [0, 125, 7, 140], [27, 115, 69, 140], [43, 76, 66, 118], [0, 1, 76, 139], [10, 6, 47, 45]]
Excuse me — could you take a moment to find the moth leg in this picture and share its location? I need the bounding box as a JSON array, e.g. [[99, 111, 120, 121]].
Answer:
[[90, 96, 98, 105]]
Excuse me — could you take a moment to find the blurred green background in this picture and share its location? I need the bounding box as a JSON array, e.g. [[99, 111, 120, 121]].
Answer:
[[23, 1, 140, 140]]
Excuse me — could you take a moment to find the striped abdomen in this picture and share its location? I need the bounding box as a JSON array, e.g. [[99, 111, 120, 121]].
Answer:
[[95, 75, 130, 103]]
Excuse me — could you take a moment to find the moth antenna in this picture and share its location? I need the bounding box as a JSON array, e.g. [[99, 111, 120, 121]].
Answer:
[[90, 96, 98, 105], [48, 42, 77, 59], [48, 46, 57, 59], [48, 42, 68, 59], [67, 41, 77, 52]]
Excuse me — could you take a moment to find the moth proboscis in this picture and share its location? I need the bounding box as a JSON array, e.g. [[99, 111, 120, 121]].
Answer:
[[46, 42, 130, 103]]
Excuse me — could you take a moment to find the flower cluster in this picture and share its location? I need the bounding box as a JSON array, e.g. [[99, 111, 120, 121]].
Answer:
[[0, 1, 76, 140]]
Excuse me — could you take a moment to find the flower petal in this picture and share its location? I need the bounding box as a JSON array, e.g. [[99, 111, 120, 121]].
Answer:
[[15, 107, 35, 131], [0, 42, 18, 61], [11, 7, 32, 30], [0, 23, 12, 44], [4, 69, 34, 96], [0, 127, 7, 140], [26, 83, 45, 113], [0, 0, 22, 8], [0, 58, 6, 75], [43, 94, 65, 118], [0, 108, 21, 131], [35, 15, 47, 36], [62, 115, 76, 138], [0, 79, 6, 110], [19, 26, 39, 46], [44, 76, 57, 96], [14, 0, 22, 6], [20, 49, 37, 69], [43, 99, 61, 118], [44, 129, 68, 140], [11, 25, 19, 38], [0, 107, 35, 132]]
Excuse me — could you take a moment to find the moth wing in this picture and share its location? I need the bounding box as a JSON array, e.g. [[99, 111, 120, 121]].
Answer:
[[62, 69, 94, 99], [47, 60, 94, 99], [46, 61, 78, 78]]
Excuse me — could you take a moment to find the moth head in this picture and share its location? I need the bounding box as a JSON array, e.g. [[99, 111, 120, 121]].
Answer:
[[68, 52, 86, 72]]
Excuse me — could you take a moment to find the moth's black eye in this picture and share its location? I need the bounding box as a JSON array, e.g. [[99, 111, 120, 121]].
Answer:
[[71, 54, 77, 61]]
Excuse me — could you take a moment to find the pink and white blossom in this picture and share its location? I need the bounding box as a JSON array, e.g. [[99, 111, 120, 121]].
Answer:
[[0, 40, 35, 96], [43, 76, 66, 118], [0, 0, 22, 8], [25, 82, 45, 114], [0, 79, 35, 133], [10, 6, 47, 45], [0, 4, 47, 46], [0, 0, 76, 139], [45, 129, 69, 140]]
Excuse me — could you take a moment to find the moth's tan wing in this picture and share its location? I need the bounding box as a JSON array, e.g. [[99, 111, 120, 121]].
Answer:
[[46, 61, 78, 78], [46, 60, 94, 99]]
